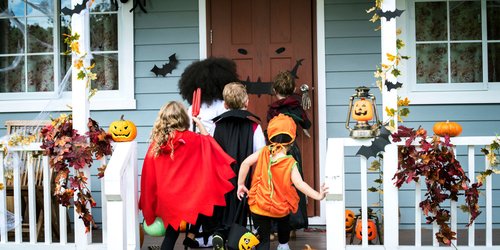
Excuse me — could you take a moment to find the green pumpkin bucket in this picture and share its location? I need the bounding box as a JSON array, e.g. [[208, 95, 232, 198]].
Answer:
[[143, 217, 166, 237]]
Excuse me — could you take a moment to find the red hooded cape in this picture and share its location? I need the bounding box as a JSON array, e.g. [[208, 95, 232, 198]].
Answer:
[[139, 130, 235, 229]]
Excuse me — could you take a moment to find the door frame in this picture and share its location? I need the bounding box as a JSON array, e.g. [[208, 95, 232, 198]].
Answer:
[[198, 0, 327, 225]]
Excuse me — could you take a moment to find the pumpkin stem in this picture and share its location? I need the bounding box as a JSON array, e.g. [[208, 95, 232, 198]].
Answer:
[[121, 114, 125, 121]]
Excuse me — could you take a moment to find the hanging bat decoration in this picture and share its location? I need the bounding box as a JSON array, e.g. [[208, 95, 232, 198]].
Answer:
[[375, 9, 405, 21], [130, 0, 147, 13], [151, 53, 179, 77], [385, 80, 403, 91], [61, 0, 90, 15], [356, 126, 392, 159]]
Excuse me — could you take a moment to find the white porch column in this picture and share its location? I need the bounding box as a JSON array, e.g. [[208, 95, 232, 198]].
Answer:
[[71, 0, 91, 247], [381, 0, 399, 249]]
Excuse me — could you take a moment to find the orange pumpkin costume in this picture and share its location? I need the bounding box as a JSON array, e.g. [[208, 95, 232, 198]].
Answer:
[[248, 114, 300, 218]]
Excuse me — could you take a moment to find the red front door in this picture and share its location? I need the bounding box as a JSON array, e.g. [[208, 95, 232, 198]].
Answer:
[[208, 0, 319, 216]]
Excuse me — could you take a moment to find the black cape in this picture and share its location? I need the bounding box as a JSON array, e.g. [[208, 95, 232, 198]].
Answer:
[[212, 109, 261, 229]]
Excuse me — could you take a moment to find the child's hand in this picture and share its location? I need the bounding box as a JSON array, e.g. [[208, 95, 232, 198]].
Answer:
[[192, 116, 208, 135], [236, 184, 248, 200], [317, 183, 329, 200]]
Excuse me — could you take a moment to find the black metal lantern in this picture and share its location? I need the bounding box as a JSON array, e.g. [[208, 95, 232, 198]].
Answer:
[[345, 86, 381, 138]]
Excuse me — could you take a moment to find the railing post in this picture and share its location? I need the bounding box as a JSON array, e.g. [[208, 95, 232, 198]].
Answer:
[[126, 142, 139, 250], [325, 138, 345, 249], [381, 0, 399, 248]]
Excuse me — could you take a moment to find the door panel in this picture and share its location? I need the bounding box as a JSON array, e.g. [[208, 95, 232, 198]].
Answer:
[[209, 0, 318, 216]]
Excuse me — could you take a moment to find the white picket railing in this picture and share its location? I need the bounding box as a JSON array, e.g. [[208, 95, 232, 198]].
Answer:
[[325, 136, 498, 250], [0, 141, 138, 250]]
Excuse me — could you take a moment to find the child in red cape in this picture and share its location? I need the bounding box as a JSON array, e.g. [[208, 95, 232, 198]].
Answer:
[[139, 101, 236, 250]]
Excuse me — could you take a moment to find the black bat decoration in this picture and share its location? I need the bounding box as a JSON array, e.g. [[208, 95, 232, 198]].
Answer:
[[385, 80, 403, 91], [375, 8, 405, 21], [151, 53, 179, 77], [61, 0, 89, 15], [130, 0, 147, 13], [356, 126, 392, 159]]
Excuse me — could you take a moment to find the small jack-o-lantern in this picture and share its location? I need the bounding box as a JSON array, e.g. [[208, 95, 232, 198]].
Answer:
[[109, 115, 137, 142], [351, 98, 374, 122], [345, 210, 355, 232], [238, 232, 260, 250], [355, 219, 377, 241]]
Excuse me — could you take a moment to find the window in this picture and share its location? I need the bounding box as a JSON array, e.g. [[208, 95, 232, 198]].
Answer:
[[403, 0, 500, 104], [0, 0, 135, 112]]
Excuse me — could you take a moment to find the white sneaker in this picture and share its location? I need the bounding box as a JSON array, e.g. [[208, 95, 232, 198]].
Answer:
[[277, 243, 291, 250]]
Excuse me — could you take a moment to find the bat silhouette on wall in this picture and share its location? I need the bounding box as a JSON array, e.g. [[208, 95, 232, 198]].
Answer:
[[151, 53, 179, 77], [290, 59, 304, 79], [130, 0, 147, 13], [375, 9, 405, 21], [385, 80, 403, 91], [61, 0, 90, 15], [356, 126, 392, 159]]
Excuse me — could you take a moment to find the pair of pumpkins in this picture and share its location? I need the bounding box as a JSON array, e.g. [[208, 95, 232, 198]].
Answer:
[[109, 115, 137, 142]]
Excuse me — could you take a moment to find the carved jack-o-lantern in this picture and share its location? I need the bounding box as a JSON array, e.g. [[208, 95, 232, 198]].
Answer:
[[355, 219, 377, 241], [345, 209, 356, 232], [109, 115, 137, 142], [351, 98, 374, 122], [238, 232, 260, 250]]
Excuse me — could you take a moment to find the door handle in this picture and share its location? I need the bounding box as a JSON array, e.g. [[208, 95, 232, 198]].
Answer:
[[300, 84, 311, 110]]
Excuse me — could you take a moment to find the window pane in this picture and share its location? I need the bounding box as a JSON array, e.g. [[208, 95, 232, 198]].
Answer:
[[27, 0, 53, 16], [416, 44, 448, 83], [60, 54, 72, 91], [27, 17, 53, 53], [450, 1, 481, 40], [91, 0, 115, 12], [489, 43, 500, 82], [415, 2, 447, 41], [92, 53, 118, 90], [487, 1, 500, 40], [0, 56, 25, 92], [0, 18, 25, 54], [90, 14, 118, 51], [60, 15, 71, 53], [27, 55, 53, 92], [1, 0, 25, 16], [450, 43, 482, 83]]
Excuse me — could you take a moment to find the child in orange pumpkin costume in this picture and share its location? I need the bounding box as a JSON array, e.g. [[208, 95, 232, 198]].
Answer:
[[236, 114, 328, 250]]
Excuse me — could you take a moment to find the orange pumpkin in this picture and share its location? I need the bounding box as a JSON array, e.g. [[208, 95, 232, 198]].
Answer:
[[351, 98, 374, 122], [109, 115, 137, 142], [355, 219, 377, 241], [345, 210, 355, 232], [433, 120, 462, 137], [179, 220, 187, 232]]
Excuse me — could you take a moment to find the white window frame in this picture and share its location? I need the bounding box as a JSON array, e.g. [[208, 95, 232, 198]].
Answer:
[[398, 0, 500, 104], [0, 0, 135, 112]]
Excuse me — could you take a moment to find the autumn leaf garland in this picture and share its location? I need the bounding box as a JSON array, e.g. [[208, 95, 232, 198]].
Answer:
[[40, 114, 112, 232]]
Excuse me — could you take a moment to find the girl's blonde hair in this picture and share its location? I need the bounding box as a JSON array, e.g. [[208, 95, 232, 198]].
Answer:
[[150, 101, 190, 157]]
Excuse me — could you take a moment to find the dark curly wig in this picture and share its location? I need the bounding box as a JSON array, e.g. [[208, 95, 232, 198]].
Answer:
[[178, 57, 239, 105]]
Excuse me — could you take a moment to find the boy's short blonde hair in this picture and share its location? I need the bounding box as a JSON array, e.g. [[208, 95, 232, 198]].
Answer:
[[223, 82, 248, 110], [272, 71, 295, 96]]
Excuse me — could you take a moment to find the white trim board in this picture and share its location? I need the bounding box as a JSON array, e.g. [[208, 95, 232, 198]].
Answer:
[[198, 0, 328, 223]]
